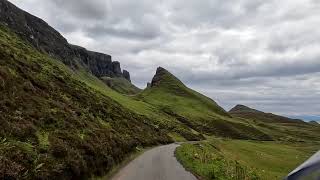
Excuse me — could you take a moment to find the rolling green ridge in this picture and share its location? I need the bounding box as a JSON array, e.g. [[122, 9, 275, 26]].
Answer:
[[229, 104, 306, 124], [74, 58, 271, 141], [74, 68, 205, 141], [229, 105, 320, 142], [139, 68, 271, 140]]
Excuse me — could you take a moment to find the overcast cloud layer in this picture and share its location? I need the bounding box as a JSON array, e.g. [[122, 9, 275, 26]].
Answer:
[[10, 0, 320, 120]]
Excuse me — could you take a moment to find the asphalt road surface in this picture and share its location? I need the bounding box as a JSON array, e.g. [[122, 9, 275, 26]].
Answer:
[[111, 144, 198, 180]]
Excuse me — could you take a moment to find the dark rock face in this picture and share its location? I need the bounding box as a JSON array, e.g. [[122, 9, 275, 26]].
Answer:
[[151, 67, 169, 87], [112, 61, 122, 76], [0, 0, 75, 66], [122, 70, 131, 82], [0, 0, 130, 81], [72, 45, 112, 77]]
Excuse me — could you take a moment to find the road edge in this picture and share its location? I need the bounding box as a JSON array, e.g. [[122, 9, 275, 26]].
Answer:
[[91, 146, 157, 180], [174, 143, 203, 180]]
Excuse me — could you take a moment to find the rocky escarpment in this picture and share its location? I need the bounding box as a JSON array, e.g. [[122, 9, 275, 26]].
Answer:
[[122, 70, 131, 82], [151, 67, 167, 87], [150, 67, 184, 87], [0, 0, 130, 81], [151, 67, 164, 87], [71, 45, 127, 79]]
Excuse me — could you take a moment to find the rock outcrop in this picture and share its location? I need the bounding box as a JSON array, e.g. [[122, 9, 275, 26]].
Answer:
[[122, 70, 131, 82], [71, 45, 129, 80], [151, 67, 171, 87], [0, 0, 131, 81]]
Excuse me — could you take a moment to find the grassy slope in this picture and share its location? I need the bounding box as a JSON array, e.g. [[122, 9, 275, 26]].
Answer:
[[75, 69, 204, 141], [0, 24, 172, 179], [140, 67, 229, 118], [139, 68, 271, 140], [176, 139, 320, 180], [100, 77, 141, 95], [77, 65, 274, 141], [77, 67, 274, 141]]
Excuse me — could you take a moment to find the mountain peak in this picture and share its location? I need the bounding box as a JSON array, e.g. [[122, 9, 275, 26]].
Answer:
[[229, 104, 260, 113], [144, 67, 230, 117], [151, 67, 183, 88], [156, 66, 168, 73], [309, 121, 319, 125]]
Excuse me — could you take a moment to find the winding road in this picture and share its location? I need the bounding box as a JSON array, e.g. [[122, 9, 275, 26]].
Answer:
[[111, 144, 197, 180]]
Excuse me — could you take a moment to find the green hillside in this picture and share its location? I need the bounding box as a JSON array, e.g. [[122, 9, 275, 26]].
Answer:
[[1, 1, 320, 180], [141, 67, 229, 117], [139, 67, 271, 140], [2, 19, 319, 179], [175, 105, 320, 179], [75, 68, 204, 142], [0, 24, 172, 179]]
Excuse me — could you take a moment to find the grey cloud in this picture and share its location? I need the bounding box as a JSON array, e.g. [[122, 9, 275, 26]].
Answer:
[[51, 0, 109, 19], [194, 74, 320, 116], [85, 22, 161, 40]]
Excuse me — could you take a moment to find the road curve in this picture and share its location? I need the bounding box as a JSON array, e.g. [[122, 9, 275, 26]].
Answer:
[[111, 144, 197, 180]]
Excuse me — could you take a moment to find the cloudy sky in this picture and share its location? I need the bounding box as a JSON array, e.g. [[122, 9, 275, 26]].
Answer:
[[10, 0, 320, 120]]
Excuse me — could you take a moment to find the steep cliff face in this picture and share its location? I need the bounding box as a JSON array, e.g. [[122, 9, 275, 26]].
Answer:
[[0, 0, 74, 66], [71, 45, 128, 79], [122, 70, 131, 82], [0, 0, 131, 81]]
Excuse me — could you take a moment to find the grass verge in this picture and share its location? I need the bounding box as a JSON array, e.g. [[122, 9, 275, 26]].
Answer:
[[175, 138, 320, 180]]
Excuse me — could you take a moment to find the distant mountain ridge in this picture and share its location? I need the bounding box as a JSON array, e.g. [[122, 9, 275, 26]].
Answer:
[[229, 104, 306, 124], [0, 0, 131, 81], [229, 104, 263, 113], [309, 121, 320, 125]]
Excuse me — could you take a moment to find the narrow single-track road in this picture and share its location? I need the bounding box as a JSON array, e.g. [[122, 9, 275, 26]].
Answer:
[[111, 144, 197, 180]]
